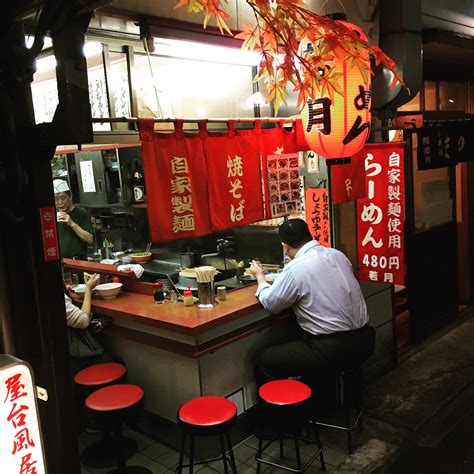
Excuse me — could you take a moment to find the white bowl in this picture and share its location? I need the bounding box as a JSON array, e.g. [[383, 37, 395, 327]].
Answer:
[[72, 284, 95, 300], [96, 282, 123, 300]]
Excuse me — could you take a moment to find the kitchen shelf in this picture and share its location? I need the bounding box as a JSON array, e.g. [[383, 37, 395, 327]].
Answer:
[[130, 203, 147, 208]]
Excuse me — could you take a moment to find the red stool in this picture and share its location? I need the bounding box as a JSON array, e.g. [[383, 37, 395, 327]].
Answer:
[[74, 362, 127, 389], [256, 379, 325, 473], [83, 384, 150, 474], [74, 363, 131, 469], [177, 396, 237, 473]]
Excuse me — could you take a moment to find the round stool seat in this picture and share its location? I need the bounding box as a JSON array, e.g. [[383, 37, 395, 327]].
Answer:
[[86, 384, 144, 412], [179, 396, 236, 427], [259, 379, 311, 406], [74, 362, 126, 387]]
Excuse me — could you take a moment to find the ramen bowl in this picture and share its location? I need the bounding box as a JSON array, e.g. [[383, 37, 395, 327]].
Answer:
[[96, 282, 123, 299]]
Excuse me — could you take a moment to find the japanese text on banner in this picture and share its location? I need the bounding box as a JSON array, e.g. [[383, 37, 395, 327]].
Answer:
[[1, 360, 46, 474], [170, 156, 195, 234], [357, 143, 405, 285], [305, 188, 331, 247]]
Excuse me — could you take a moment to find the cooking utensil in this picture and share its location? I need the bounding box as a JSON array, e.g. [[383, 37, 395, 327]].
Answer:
[[180, 250, 196, 269]]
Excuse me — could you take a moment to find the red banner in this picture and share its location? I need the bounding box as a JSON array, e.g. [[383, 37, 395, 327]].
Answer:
[[204, 121, 264, 231], [331, 148, 366, 204], [39, 207, 60, 261], [139, 119, 211, 242], [305, 188, 331, 247], [357, 143, 405, 285]]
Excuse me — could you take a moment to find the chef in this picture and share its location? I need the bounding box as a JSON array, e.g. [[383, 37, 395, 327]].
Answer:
[[54, 179, 94, 259]]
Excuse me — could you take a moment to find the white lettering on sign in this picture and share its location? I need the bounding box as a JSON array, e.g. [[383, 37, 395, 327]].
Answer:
[[0, 355, 46, 474], [170, 156, 195, 233]]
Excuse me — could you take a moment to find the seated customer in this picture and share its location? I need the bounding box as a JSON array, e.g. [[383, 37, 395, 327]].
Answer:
[[249, 219, 375, 386], [64, 273, 114, 374]]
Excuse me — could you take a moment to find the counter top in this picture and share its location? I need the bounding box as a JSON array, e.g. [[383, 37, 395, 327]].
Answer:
[[91, 284, 262, 336]]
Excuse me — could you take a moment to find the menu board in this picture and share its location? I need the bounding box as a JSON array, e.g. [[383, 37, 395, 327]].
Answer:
[[267, 153, 302, 217]]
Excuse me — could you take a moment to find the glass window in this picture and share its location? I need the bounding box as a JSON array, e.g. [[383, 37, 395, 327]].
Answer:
[[439, 81, 465, 111], [109, 51, 131, 128], [31, 55, 59, 124], [133, 53, 256, 127], [412, 135, 454, 232], [424, 81, 437, 111], [86, 43, 110, 131]]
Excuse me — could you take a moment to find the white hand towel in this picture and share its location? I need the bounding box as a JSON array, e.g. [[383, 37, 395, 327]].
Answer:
[[117, 264, 144, 279]]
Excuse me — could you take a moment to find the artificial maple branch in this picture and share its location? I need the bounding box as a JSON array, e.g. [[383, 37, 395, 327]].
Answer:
[[175, 0, 404, 114]]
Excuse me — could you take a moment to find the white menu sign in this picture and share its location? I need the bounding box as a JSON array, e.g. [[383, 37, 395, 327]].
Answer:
[[0, 355, 47, 474], [80, 160, 96, 193]]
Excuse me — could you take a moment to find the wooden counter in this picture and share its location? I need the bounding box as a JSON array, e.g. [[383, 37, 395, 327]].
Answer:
[[90, 285, 262, 336]]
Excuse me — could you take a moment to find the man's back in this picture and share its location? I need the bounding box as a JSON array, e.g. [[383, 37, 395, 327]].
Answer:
[[257, 240, 368, 335], [288, 241, 368, 335]]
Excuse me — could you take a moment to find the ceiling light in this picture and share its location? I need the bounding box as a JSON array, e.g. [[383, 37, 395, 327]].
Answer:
[[448, 99, 454, 103], [153, 38, 261, 66]]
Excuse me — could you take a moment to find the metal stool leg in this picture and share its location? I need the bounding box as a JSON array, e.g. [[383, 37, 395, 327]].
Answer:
[[345, 406, 353, 454], [188, 435, 195, 474], [219, 434, 229, 474], [311, 423, 326, 471], [177, 432, 186, 474], [294, 431, 302, 472], [256, 422, 264, 474], [225, 431, 237, 474]]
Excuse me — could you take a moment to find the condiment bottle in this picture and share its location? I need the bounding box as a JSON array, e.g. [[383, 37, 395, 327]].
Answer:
[[183, 285, 194, 307], [153, 282, 164, 304]]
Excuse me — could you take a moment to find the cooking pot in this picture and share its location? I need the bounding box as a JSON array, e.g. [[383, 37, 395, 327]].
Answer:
[[180, 252, 196, 269]]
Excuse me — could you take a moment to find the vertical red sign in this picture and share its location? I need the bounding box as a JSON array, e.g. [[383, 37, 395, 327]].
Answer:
[[39, 207, 60, 262], [305, 188, 331, 247], [357, 143, 405, 285]]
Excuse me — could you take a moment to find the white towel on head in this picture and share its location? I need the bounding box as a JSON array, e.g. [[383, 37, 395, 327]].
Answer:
[[117, 264, 144, 279]]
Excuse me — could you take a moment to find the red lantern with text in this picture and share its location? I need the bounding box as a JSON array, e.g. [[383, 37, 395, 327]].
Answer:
[[301, 21, 372, 159]]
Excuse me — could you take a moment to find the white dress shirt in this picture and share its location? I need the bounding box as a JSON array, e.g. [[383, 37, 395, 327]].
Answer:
[[256, 240, 368, 335]]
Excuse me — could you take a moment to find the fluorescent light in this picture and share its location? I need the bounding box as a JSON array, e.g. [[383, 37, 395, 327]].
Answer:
[[153, 38, 261, 66], [35, 55, 57, 73], [84, 42, 103, 57], [25, 36, 52, 49]]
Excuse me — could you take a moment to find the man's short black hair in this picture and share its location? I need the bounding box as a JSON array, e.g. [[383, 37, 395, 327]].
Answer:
[[278, 218, 312, 248]]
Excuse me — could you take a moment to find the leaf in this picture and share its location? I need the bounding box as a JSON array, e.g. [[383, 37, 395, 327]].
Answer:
[[236, 23, 261, 51]]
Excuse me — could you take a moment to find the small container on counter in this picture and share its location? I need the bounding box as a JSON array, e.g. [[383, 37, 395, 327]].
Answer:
[[183, 286, 194, 307], [153, 281, 165, 304], [112, 276, 121, 283], [217, 286, 227, 301], [169, 290, 178, 304]]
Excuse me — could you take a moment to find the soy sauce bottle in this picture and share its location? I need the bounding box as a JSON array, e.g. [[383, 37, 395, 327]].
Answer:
[[153, 281, 164, 304]]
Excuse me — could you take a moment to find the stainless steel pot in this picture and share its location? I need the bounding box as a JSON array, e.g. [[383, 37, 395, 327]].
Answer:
[[180, 252, 196, 269]]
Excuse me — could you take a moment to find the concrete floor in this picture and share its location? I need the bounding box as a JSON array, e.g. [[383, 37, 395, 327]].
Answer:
[[79, 311, 474, 473]]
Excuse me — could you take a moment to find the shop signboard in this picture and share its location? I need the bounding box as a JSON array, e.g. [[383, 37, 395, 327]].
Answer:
[[417, 123, 473, 170], [357, 143, 405, 285], [0, 354, 47, 474], [39, 207, 60, 262], [305, 188, 331, 247]]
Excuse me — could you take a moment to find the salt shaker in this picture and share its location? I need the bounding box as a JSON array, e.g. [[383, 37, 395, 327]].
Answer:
[[169, 290, 178, 304]]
